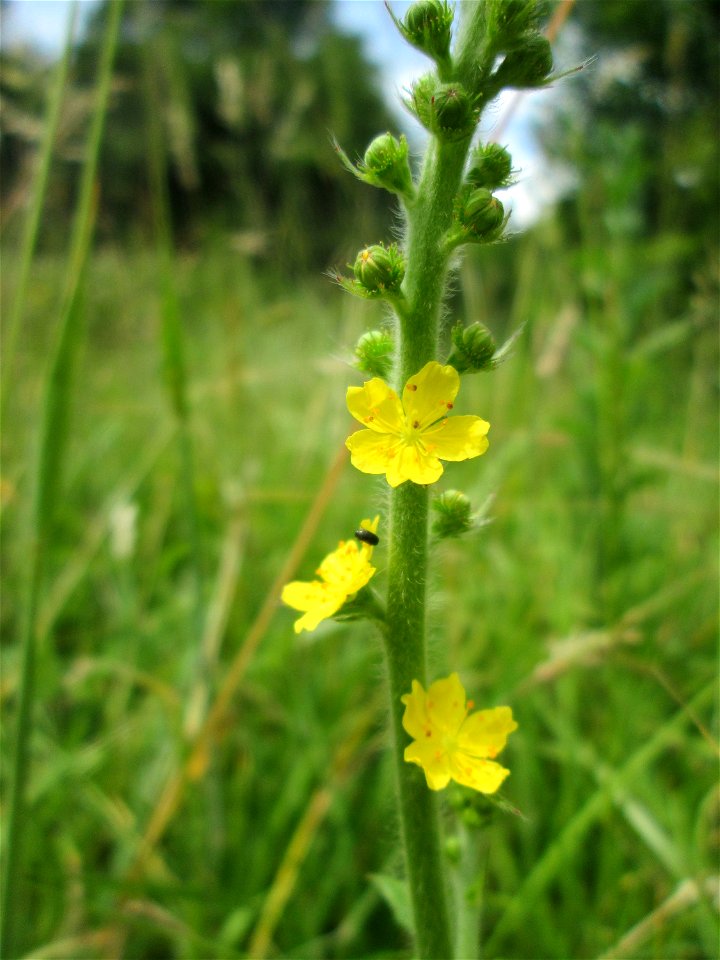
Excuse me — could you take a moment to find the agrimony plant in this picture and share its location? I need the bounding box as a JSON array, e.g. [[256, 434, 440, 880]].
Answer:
[[283, 2, 562, 956]]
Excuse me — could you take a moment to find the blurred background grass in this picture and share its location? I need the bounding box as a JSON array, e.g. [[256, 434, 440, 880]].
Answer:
[[1, 1, 718, 958]]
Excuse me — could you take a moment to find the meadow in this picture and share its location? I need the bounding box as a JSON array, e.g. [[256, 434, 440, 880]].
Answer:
[[1, 2, 718, 959]]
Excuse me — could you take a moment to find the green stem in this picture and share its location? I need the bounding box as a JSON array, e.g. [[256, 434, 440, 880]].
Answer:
[[383, 133, 474, 960], [0, 4, 124, 956]]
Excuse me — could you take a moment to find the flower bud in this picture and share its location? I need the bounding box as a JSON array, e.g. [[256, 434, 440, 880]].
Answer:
[[456, 187, 505, 239], [399, 0, 454, 63], [486, 0, 548, 52], [406, 77, 478, 143], [431, 489, 473, 539], [354, 329, 395, 379], [492, 35, 553, 89], [363, 132, 414, 198], [353, 243, 405, 294], [466, 143, 513, 190], [446, 322, 497, 374]]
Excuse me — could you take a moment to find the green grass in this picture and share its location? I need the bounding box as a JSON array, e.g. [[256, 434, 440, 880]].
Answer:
[[1, 223, 717, 959]]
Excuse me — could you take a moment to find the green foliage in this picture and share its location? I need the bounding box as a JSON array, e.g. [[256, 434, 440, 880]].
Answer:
[[1, 0, 396, 270], [1, 1, 717, 958]]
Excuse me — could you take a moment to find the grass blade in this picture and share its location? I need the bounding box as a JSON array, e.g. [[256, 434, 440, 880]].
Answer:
[[0, 3, 124, 954]]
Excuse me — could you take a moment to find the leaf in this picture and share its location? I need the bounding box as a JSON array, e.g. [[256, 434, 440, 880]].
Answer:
[[368, 873, 414, 935]]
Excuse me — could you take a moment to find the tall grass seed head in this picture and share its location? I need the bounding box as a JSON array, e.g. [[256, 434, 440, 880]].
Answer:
[[446, 321, 497, 373], [466, 143, 514, 190], [354, 329, 395, 379], [353, 243, 405, 294], [399, 0, 454, 63], [431, 489, 473, 538], [492, 34, 554, 89], [363, 132, 414, 197]]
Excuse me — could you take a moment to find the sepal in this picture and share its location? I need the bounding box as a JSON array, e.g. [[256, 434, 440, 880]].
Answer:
[[389, 0, 454, 70], [334, 133, 415, 203], [354, 329, 395, 379], [466, 143, 514, 190], [446, 322, 497, 373], [332, 586, 386, 625], [404, 76, 478, 143], [491, 34, 554, 89], [444, 186, 507, 249], [431, 489, 474, 538]]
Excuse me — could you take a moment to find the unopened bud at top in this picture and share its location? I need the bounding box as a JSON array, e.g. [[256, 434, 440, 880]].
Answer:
[[466, 143, 513, 190], [492, 35, 553, 89], [354, 329, 395, 379], [396, 0, 454, 65], [363, 133, 414, 198], [446, 322, 497, 373], [353, 243, 405, 294]]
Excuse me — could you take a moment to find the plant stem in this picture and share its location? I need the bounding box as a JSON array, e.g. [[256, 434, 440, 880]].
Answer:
[[383, 135, 473, 960]]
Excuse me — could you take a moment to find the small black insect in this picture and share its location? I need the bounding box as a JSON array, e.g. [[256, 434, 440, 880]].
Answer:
[[354, 528, 380, 546]]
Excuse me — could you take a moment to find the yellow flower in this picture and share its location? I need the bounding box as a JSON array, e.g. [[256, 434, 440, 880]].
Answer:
[[401, 672, 518, 793], [345, 361, 490, 487], [281, 517, 379, 634]]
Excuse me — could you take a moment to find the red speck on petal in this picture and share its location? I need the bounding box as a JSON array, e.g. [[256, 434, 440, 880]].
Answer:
[[407, 384, 418, 392], [446, 402, 454, 409]]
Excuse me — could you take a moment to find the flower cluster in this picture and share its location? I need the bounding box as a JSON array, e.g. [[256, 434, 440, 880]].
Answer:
[[281, 517, 379, 634], [402, 673, 517, 793]]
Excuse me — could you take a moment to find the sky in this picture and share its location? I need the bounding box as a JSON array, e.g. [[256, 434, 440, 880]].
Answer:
[[1, 0, 567, 226]]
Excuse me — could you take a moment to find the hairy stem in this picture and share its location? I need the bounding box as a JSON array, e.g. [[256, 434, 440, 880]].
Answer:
[[383, 137, 473, 960]]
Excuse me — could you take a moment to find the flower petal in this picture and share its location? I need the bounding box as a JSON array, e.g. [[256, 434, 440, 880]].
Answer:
[[347, 378, 404, 434], [404, 740, 452, 790], [346, 429, 404, 477], [280, 580, 345, 633], [316, 539, 375, 593], [423, 415, 490, 462], [402, 362, 460, 430], [449, 754, 510, 794], [385, 442, 444, 487], [425, 672, 468, 737], [457, 706, 518, 758], [401, 679, 429, 739]]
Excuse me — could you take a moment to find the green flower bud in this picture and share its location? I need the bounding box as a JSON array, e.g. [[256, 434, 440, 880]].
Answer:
[[492, 35, 553, 89], [399, 0, 454, 64], [354, 329, 395, 379], [405, 77, 478, 143], [486, 0, 548, 52], [455, 187, 506, 240], [446, 322, 497, 374], [353, 243, 405, 294], [363, 132, 414, 198], [431, 489, 473, 539], [466, 143, 514, 190]]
